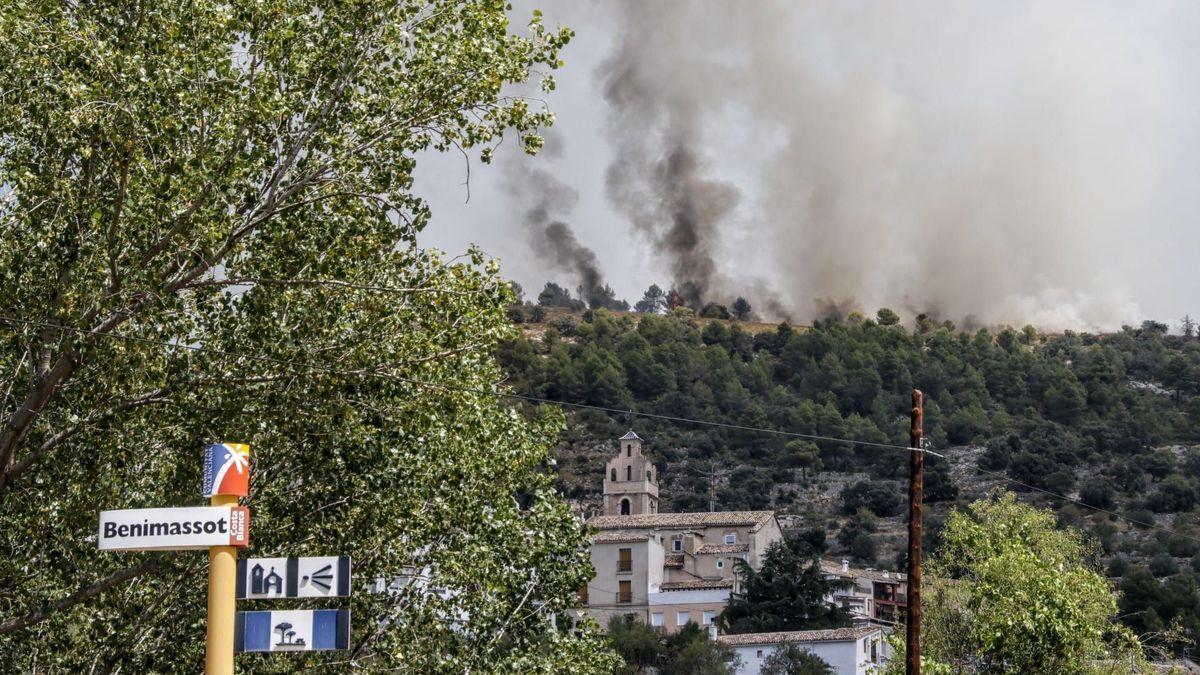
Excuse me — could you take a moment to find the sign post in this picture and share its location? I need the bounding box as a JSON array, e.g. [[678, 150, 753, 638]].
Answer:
[[203, 443, 251, 675], [97, 441, 351, 670]]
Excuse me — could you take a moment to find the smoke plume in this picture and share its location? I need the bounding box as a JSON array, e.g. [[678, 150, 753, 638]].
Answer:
[[602, 43, 739, 307], [503, 155, 611, 308], [590, 1, 1183, 327]]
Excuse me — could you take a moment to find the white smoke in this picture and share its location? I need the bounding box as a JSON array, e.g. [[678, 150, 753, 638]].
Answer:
[[593, 1, 1189, 328]]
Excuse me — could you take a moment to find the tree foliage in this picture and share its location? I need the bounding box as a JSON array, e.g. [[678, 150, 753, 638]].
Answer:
[[0, 1, 618, 671], [718, 534, 851, 634], [608, 618, 739, 675], [759, 643, 835, 675], [501, 308, 1200, 570], [916, 493, 1146, 674]]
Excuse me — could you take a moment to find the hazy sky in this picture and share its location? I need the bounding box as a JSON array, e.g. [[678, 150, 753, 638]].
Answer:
[[415, 1, 1200, 330]]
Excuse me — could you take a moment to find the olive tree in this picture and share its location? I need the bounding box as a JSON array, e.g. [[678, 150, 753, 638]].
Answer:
[[0, 1, 616, 671]]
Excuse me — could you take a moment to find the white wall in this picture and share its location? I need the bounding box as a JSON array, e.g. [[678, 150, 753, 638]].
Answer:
[[729, 636, 878, 675], [647, 537, 664, 590]]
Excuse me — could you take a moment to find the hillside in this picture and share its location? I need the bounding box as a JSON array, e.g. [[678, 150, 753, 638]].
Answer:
[[497, 305, 1200, 656]]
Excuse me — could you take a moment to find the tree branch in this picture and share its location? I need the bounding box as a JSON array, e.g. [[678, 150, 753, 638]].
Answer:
[[0, 558, 162, 635], [5, 387, 172, 485]]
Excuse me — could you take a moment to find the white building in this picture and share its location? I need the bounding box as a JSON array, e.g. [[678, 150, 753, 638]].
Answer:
[[717, 626, 886, 675], [578, 432, 784, 632]]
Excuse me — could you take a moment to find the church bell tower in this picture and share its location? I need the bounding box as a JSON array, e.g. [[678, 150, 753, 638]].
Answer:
[[603, 431, 659, 516]]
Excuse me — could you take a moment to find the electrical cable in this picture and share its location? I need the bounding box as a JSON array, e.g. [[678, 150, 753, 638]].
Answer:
[[3, 312, 1197, 547]]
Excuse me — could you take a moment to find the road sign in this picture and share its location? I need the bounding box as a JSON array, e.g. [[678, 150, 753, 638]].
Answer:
[[234, 609, 350, 653], [236, 556, 351, 599], [203, 443, 251, 497], [98, 506, 250, 551]]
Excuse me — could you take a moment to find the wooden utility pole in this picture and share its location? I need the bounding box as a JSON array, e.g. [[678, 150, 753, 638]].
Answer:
[[906, 390, 924, 675]]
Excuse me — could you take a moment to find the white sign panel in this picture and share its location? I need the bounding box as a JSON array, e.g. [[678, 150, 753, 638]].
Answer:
[[98, 506, 250, 551], [237, 556, 351, 599]]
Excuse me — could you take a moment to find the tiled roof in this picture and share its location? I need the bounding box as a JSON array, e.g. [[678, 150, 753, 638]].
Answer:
[[588, 511, 775, 533], [664, 554, 684, 568], [696, 543, 750, 554], [820, 559, 906, 583], [619, 430, 643, 441], [659, 580, 734, 591], [592, 530, 652, 544], [716, 626, 879, 646]]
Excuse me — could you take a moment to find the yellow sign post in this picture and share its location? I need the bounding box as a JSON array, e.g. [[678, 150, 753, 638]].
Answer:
[[206, 493, 239, 675], [203, 443, 252, 674]]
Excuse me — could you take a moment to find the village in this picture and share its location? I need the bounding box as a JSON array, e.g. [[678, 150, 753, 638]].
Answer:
[[576, 432, 899, 674]]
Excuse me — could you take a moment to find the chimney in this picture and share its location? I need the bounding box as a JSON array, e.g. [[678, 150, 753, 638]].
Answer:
[[841, 559, 849, 574]]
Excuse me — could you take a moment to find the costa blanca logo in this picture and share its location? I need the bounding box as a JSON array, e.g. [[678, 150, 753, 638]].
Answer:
[[204, 442, 251, 497]]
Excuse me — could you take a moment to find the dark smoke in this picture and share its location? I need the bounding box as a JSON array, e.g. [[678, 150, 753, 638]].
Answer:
[[813, 298, 859, 323], [503, 157, 613, 307], [582, 1, 1170, 328], [536, 221, 606, 307], [600, 28, 740, 310]]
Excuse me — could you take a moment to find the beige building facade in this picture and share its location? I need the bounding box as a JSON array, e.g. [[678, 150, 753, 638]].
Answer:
[[580, 433, 783, 633], [602, 431, 659, 516]]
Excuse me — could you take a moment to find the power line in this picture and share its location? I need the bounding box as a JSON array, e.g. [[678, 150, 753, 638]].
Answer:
[[965, 463, 1200, 545], [3, 312, 1198, 548]]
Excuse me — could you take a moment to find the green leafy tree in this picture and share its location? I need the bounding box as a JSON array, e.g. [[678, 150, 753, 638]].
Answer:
[[719, 535, 851, 634], [759, 643, 835, 675], [875, 308, 901, 326], [731, 297, 753, 321], [917, 493, 1145, 674], [539, 281, 583, 309], [784, 440, 822, 481], [660, 623, 741, 675], [0, 1, 617, 671], [840, 481, 902, 518], [635, 284, 668, 314], [608, 619, 739, 675], [608, 616, 663, 674]]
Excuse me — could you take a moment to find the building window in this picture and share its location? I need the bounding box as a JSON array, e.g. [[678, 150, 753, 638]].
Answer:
[[703, 610, 717, 625], [673, 538, 683, 552], [646, 470, 652, 482], [618, 580, 632, 604], [626, 443, 632, 457], [618, 547, 633, 572], [578, 585, 589, 605], [651, 612, 664, 627], [620, 498, 631, 516], [626, 465, 632, 481], [610, 468, 617, 482], [757, 650, 764, 658], [677, 611, 690, 626], [724, 533, 737, 545], [716, 560, 724, 569]]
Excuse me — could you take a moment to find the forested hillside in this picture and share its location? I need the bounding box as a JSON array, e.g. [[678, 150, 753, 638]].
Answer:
[[497, 298, 1200, 655]]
